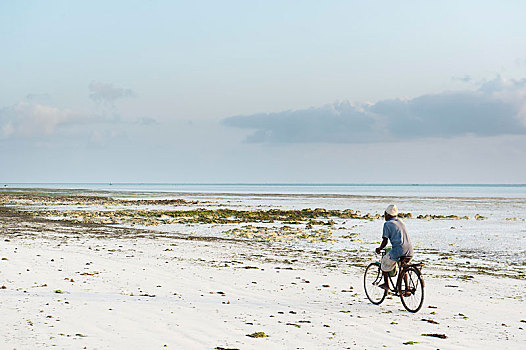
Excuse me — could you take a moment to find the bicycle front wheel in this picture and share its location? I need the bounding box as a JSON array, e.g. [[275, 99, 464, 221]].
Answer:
[[400, 267, 425, 313], [364, 263, 387, 305]]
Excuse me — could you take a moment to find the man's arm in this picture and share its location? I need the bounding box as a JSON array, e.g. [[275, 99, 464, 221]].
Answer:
[[375, 237, 388, 254]]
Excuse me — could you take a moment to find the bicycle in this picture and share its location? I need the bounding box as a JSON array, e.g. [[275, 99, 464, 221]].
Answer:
[[363, 249, 425, 313]]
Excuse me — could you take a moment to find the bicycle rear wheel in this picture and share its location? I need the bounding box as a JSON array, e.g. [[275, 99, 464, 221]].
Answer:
[[400, 266, 425, 313], [364, 263, 387, 305]]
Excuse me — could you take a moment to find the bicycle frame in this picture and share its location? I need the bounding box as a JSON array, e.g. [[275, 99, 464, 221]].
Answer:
[[376, 251, 418, 296], [365, 249, 425, 312]]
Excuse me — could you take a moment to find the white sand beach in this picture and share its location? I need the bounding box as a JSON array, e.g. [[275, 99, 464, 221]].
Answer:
[[1, 190, 525, 349]]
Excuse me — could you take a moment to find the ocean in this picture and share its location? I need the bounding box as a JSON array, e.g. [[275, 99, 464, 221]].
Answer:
[[2, 183, 526, 198]]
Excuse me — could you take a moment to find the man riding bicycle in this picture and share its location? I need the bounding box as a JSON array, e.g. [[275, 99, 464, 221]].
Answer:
[[375, 204, 413, 292]]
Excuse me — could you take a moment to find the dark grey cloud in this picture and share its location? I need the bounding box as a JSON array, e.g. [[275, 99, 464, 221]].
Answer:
[[223, 101, 378, 143], [222, 77, 526, 143], [89, 81, 136, 104], [370, 92, 519, 139]]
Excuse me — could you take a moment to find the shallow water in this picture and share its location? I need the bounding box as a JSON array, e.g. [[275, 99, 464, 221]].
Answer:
[[3, 183, 526, 198]]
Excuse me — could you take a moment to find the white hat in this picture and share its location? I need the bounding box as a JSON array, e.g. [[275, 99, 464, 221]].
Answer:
[[385, 204, 398, 216]]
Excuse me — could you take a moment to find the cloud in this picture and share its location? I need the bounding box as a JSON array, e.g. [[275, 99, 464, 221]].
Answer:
[[89, 81, 136, 104], [222, 101, 378, 143], [25, 93, 52, 103], [477, 75, 526, 94], [452, 75, 472, 83], [0, 101, 142, 141], [137, 117, 158, 125], [222, 76, 526, 143], [0, 102, 74, 139]]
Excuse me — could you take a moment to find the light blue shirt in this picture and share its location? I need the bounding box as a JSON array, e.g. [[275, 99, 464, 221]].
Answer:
[[382, 217, 413, 261]]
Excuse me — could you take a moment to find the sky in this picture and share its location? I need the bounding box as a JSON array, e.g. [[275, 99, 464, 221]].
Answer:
[[1, 0, 526, 183]]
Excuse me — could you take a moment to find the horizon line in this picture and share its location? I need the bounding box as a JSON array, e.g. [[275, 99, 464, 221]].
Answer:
[[2, 182, 525, 186]]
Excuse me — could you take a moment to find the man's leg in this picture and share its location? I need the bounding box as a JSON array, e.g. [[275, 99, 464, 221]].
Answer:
[[379, 272, 389, 290], [402, 261, 412, 296]]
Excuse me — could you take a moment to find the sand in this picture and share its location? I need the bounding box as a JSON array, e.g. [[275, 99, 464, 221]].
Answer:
[[0, 192, 525, 349]]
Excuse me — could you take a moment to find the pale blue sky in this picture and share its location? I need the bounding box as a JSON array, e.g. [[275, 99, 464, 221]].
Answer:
[[1, 1, 525, 183]]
